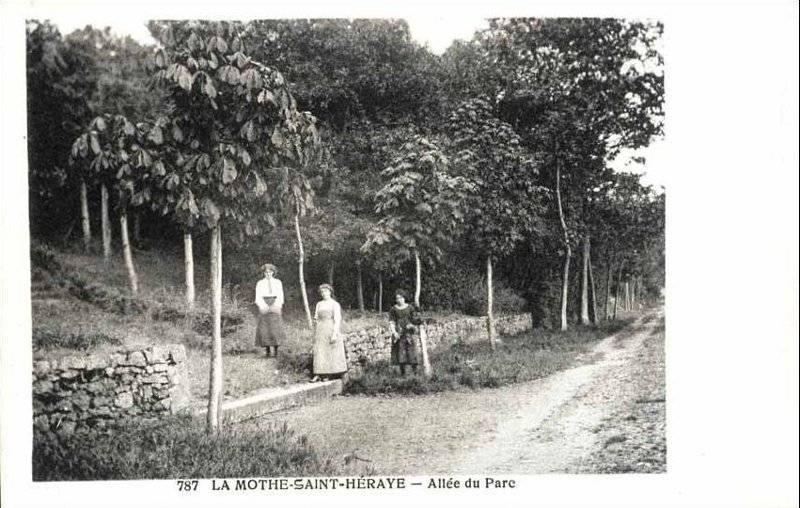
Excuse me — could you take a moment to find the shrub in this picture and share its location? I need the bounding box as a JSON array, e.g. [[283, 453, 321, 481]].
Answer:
[[32, 415, 341, 480], [461, 278, 528, 316], [419, 259, 483, 311], [30, 241, 63, 274]]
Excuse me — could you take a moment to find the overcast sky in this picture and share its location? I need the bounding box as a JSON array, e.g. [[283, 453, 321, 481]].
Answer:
[[45, 15, 666, 189]]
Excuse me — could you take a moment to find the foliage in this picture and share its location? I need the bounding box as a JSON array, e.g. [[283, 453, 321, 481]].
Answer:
[[242, 19, 444, 129], [448, 97, 548, 256], [147, 20, 319, 238], [461, 278, 528, 316], [32, 416, 341, 480], [364, 135, 473, 264], [26, 21, 92, 236]]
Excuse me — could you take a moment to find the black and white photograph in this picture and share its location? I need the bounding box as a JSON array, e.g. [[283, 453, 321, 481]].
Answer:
[[1, 2, 797, 508]]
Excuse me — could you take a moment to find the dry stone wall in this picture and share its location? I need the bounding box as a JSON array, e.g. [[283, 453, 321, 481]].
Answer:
[[343, 313, 532, 373], [32, 345, 190, 434]]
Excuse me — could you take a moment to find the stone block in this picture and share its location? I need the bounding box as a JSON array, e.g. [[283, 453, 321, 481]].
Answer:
[[56, 421, 76, 435], [33, 379, 54, 393], [45, 400, 73, 413], [104, 367, 115, 377], [85, 354, 107, 371], [168, 345, 187, 364], [33, 415, 50, 432], [145, 365, 154, 374], [84, 381, 104, 394], [91, 396, 111, 408], [125, 351, 147, 367], [60, 369, 79, 379], [73, 392, 92, 410], [59, 356, 87, 371], [152, 363, 168, 372], [114, 392, 134, 408], [33, 360, 51, 377], [144, 345, 170, 363], [91, 406, 112, 417]]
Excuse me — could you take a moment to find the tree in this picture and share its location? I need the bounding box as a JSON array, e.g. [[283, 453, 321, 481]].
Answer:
[[148, 20, 319, 433], [57, 26, 164, 257], [365, 135, 472, 308], [69, 113, 172, 293], [26, 21, 96, 243], [464, 18, 664, 329], [448, 98, 547, 346]]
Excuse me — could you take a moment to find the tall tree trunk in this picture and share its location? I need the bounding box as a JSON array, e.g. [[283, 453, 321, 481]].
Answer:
[[487, 255, 497, 350], [419, 323, 432, 378], [119, 211, 138, 295], [80, 180, 91, 252], [355, 260, 365, 312], [377, 274, 383, 313], [580, 236, 590, 325], [588, 249, 599, 325], [327, 262, 334, 286], [624, 281, 630, 311], [604, 257, 613, 320], [207, 225, 223, 434], [613, 263, 623, 320], [101, 184, 111, 261], [294, 213, 313, 328], [133, 211, 141, 245], [414, 250, 422, 308], [184, 231, 195, 311], [555, 164, 571, 331]]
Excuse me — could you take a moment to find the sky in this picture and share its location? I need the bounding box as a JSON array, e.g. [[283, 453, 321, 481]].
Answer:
[[45, 15, 666, 189]]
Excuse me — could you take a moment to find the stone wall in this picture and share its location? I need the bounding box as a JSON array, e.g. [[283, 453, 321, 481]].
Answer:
[[32, 345, 190, 434], [343, 313, 532, 373]]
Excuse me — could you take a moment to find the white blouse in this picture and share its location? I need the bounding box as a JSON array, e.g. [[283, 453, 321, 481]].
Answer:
[[254, 277, 284, 312]]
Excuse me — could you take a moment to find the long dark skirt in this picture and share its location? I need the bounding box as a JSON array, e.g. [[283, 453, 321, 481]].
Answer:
[[391, 333, 418, 365], [255, 312, 286, 347]]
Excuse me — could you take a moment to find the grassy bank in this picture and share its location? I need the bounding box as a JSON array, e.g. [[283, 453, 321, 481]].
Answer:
[[344, 317, 636, 396], [30, 242, 476, 399], [33, 415, 354, 480]]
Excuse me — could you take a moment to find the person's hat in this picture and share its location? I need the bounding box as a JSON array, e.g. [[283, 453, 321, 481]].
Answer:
[[260, 263, 277, 274]]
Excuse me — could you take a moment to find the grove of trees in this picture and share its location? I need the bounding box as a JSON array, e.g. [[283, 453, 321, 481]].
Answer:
[[27, 17, 665, 432]]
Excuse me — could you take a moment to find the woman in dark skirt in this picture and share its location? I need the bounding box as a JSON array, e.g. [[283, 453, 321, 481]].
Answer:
[[254, 263, 286, 357], [388, 289, 421, 376]]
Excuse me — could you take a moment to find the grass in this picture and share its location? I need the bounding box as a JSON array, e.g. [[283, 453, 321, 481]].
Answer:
[[32, 414, 348, 480], [344, 318, 635, 396], [32, 328, 122, 351]]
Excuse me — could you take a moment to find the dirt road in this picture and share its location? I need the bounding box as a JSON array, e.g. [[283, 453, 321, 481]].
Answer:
[[239, 308, 665, 474]]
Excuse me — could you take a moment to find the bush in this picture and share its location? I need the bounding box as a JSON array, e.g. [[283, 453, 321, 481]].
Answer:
[[32, 415, 341, 480], [30, 241, 63, 274], [462, 277, 528, 316]]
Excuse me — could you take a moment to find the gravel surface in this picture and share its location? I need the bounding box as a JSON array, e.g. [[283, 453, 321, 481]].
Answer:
[[236, 308, 666, 475]]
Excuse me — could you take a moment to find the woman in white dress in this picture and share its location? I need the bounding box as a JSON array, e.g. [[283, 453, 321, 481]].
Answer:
[[311, 284, 347, 381]]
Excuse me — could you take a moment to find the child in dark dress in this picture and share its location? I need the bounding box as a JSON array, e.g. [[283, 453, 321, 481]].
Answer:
[[388, 289, 422, 376]]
